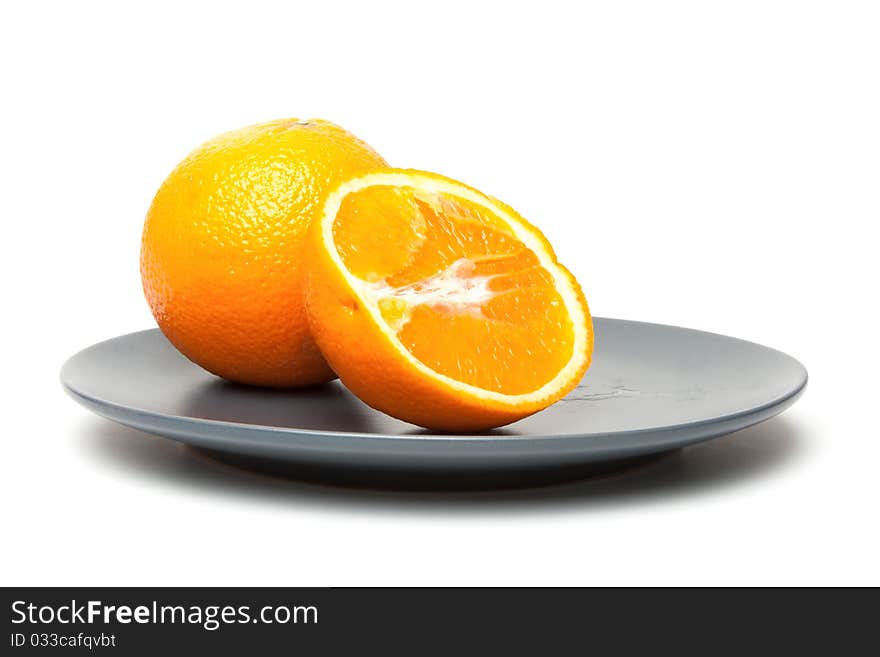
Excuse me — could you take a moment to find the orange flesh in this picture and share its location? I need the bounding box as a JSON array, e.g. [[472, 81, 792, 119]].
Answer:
[[332, 185, 575, 395]]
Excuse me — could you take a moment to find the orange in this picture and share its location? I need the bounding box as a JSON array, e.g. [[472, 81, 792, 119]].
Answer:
[[305, 170, 593, 431], [140, 118, 387, 387]]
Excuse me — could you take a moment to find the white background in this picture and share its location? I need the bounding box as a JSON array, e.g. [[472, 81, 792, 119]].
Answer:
[[2, 1, 878, 586]]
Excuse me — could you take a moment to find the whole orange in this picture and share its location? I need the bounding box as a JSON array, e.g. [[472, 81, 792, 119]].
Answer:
[[140, 118, 388, 387]]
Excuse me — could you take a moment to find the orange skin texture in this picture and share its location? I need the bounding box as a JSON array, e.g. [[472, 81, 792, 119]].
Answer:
[[140, 119, 388, 387], [305, 170, 593, 432]]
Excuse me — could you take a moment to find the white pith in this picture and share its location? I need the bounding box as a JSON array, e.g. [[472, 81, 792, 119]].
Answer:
[[320, 171, 590, 405], [363, 258, 497, 331]]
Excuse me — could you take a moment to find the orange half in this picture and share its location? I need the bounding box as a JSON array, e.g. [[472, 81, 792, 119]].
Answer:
[[306, 169, 593, 431]]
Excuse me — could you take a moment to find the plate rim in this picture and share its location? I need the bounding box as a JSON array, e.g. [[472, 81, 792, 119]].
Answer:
[[60, 317, 808, 444]]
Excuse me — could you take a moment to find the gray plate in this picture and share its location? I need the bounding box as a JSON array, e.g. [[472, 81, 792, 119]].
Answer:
[[61, 318, 807, 489]]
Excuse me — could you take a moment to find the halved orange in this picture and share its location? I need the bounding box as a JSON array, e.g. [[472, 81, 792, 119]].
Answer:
[[306, 170, 593, 431]]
